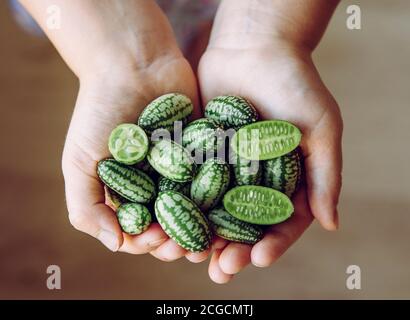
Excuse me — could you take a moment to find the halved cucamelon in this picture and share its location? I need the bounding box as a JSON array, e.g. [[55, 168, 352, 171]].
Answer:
[[147, 139, 196, 182], [190, 158, 230, 212], [104, 185, 127, 211], [138, 93, 193, 134], [231, 120, 302, 161], [158, 176, 190, 197], [204, 95, 259, 130], [108, 123, 148, 165], [208, 208, 263, 244], [263, 148, 302, 197], [155, 191, 212, 252], [223, 185, 294, 225], [97, 159, 156, 204], [182, 118, 224, 155], [117, 203, 152, 235]]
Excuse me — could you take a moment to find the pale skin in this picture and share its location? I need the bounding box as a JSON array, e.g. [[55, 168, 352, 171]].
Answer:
[[20, 0, 342, 283]]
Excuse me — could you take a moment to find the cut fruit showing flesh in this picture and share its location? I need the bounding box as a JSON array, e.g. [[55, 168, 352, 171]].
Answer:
[[108, 123, 148, 165]]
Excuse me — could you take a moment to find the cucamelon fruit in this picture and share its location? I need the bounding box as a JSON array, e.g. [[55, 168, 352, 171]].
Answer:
[[205, 95, 259, 130], [155, 191, 212, 252], [138, 93, 193, 134], [158, 176, 190, 197], [182, 118, 224, 155], [117, 203, 152, 235], [147, 139, 196, 182], [231, 120, 302, 160], [190, 158, 230, 212], [97, 159, 156, 204], [231, 152, 262, 186], [208, 208, 263, 244], [223, 185, 294, 225], [263, 148, 302, 197], [108, 123, 148, 165]]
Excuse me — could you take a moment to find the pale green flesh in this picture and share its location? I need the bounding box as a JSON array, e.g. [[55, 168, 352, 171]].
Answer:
[[108, 124, 148, 165], [223, 186, 294, 225], [231, 120, 302, 161]]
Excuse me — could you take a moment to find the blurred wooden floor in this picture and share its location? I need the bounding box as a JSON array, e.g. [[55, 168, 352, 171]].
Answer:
[[0, 0, 409, 299]]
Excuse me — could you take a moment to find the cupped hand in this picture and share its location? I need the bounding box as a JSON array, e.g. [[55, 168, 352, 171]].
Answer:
[[62, 54, 206, 259], [198, 42, 343, 283]]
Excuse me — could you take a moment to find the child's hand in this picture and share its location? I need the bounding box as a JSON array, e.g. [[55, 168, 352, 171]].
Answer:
[[198, 0, 343, 283]]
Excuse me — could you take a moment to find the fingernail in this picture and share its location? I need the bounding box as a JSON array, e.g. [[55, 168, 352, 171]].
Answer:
[[148, 238, 167, 248], [98, 230, 119, 252]]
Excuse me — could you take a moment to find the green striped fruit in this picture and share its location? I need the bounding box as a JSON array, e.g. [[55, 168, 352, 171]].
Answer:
[[155, 191, 212, 252], [138, 93, 193, 134], [147, 139, 196, 182], [190, 158, 230, 212], [208, 208, 263, 244], [158, 176, 190, 197], [97, 159, 156, 204], [231, 151, 262, 186], [182, 118, 224, 155], [104, 185, 127, 211], [108, 123, 148, 165], [263, 148, 302, 197], [223, 186, 294, 225], [204, 95, 259, 130], [117, 203, 152, 235], [232, 120, 302, 160]]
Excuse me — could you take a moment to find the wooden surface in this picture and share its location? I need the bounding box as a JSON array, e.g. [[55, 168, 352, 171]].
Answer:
[[0, 0, 409, 299]]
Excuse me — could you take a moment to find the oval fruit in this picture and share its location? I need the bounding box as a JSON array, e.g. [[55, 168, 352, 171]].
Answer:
[[97, 159, 156, 204], [231, 152, 262, 186], [231, 120, 302, 160], [263, 148, 302, 197], [158, 176, 190, 197], [223, 185, 294, 225], [208, 208, 263, 244], [138, 93, 193, 134], [204, 95, 258, 130], [190, 158, 230, 212], [117, 203, 152, 235], [155, 191, 212, 252], [147, 139, 196, 182], [108, 123, 148, 165], [182, 118, 224, 155]]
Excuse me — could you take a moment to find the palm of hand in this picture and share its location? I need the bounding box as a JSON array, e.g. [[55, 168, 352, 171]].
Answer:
[[198, 46, 343, 282]]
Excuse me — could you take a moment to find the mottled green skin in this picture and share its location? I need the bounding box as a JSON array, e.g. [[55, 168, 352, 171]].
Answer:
[[104, 185, 127, 211], [231, 120, 302, 161], [223, 186, 294, 225], [204, 96, 259, 130], [182, 118, 224, 155], [158, 176, 190, 197], [231, 152, 262, 186], [263, 148, 302, 197], [190, 158, 230, 212], [138, 93, 193, 134], [147, 139, 196, 182], [117, 203, 152, 235], [208, 208, 263, 244], [97, 159, 156, 204], [155, 191, 212, 252]]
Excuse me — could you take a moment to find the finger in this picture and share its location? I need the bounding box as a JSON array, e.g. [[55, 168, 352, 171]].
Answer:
[[63, 157, 124, 252], [251, 187, 313, 267], [304, 109, 343, 230], [119, 223, 168, 254], [208, 249, 233, 284], [219, 243, 252, 275], [149, 238, 187, 262], [212, 236, 229, 250], [185, 248, 211, 263]]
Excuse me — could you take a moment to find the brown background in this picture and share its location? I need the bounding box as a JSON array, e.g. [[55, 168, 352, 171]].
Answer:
[[0, 0, 409, 299]]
